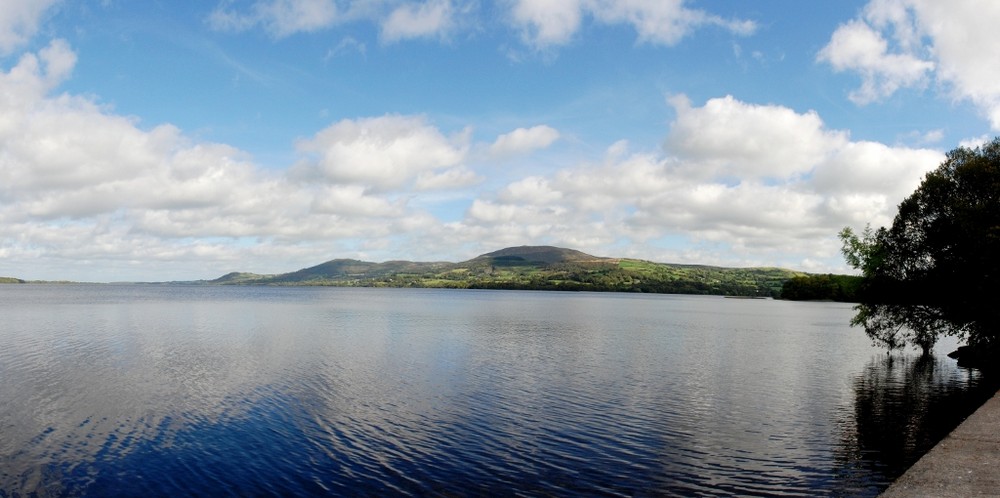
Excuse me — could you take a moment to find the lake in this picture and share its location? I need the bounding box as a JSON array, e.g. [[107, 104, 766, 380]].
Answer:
[[0, 285, 995, 496]]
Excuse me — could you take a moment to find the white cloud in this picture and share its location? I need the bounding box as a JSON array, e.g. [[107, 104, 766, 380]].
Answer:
[[812, 141, 939, 195], [498, 176, 563, 204], [913, 0, 1000, 128], [510, 0, 584, 48], [207, 0, 754, 55], [326, 36, 367, 59], [381, 0, 455, 43], [509, 0, 756, 50], [817, 19, 933, 104], [0, 38, 952, 280], [209, 0, 340, 37], [959, 134, 992, 149], [293, 115, 469, 191], [0, 0, 60, 55], [209, 0, 462, 41], [489, 125, 560, 157], [0, 42, 461, 280], [819, 0, 1000, 129], [552, 152, 672, 211], [414, 166, 481, 190], [665, 95, 846, 180], [446, 94, 943, 272], [310, 185, 404, 217], [588, 0, 757, 45], [898, 128, 944, 146], [0, 38, 76, 107]]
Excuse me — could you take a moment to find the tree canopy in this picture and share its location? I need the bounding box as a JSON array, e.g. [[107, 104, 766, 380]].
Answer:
[[779, 274, 861, 302], [841, 138, 1000, 359]]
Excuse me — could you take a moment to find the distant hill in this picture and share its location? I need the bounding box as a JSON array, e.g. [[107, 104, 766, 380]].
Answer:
[[265, 259, 451, 284], [210, 272, 272, 284], [208, 245, 808, 297], [473, 246, 605, 265], [0, 276, 25, 284]]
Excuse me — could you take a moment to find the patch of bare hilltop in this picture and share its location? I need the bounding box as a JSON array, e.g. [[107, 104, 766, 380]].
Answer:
[[471, 245, 608, 265]]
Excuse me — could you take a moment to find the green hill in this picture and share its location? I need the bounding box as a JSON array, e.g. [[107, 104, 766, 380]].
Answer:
[[266, 259, 451, 285], [210, 272, 273, 284], [0, 276, 25, 284], [210, 246, 807, 297]]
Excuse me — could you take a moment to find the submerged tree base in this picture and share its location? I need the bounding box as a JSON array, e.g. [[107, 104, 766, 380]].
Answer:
[[840, 138, 1000, 358]]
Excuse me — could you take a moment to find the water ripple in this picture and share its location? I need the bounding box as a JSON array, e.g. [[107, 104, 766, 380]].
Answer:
[[1, 286, 996, 496]]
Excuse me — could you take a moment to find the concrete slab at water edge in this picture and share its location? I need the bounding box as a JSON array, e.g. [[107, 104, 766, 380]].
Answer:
[[880, 389, 1000, 497]]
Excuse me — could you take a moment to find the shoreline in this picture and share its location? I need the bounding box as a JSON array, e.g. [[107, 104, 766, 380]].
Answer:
[[880, 386, 1000, 496]]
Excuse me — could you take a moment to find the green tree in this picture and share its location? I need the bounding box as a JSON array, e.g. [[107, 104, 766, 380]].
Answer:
[[780, 274, 861, 302], [841, 138, 1000, 358]]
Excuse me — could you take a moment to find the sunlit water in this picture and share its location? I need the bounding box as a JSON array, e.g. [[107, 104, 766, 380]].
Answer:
[[0, 285, 995, 497]]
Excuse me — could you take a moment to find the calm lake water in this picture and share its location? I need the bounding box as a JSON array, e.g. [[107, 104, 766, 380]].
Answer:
[[0, 285, 995, 497]]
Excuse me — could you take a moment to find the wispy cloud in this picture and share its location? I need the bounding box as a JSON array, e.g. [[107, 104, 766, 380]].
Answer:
[[380, 0, 455, 43], [509, 0, 757, 51], [325, 36, 367, 59], [208, 0, 341, 37], [206, 0, 755, 54]]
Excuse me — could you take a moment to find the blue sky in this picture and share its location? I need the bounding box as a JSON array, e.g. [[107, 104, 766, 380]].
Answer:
[[1, 0, 997, 281]]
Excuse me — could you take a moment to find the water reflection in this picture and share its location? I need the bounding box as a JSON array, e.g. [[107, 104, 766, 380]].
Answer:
[[2, 286, 998, 496], [836, 352, 997, 491]]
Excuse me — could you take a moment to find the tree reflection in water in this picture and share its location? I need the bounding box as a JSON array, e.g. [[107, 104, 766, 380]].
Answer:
[[836, 353, 998, 493]]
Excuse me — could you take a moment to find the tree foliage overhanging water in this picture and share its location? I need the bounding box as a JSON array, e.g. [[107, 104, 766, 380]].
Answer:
[[841, 138, 1000, 362]]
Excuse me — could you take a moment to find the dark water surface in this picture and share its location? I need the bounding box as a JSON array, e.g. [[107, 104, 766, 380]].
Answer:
[[0, 285, 995, 496]]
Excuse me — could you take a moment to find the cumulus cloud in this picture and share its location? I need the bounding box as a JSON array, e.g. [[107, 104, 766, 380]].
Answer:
[[812, 141, 939, 196], [449, 94, 943, 271], [309, 185, 404, 217], [665, 95, 847, 180], [0, 41, 457, 280], [0, 0, 60, 55], [414, 166, 480, 190], [0, 38, 75, 106], [292, 115, 471, 191], [959, 135, 992, 149], [817, 19, 933, 104], [489, 125, 560, 157], [0, 37, 951, 279], [509, 0, 756, 50], [498, 176, 563, 204], [819, 0, 1000, 129]]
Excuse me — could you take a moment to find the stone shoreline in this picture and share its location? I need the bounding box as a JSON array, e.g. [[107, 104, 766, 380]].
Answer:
[[880, 388, 1000, 496]]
